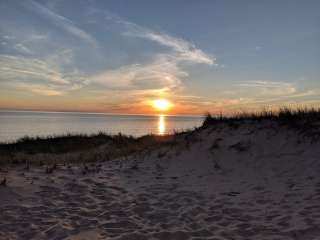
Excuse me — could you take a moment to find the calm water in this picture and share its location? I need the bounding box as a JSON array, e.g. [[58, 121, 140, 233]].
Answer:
[[0, 111, 203, 143]]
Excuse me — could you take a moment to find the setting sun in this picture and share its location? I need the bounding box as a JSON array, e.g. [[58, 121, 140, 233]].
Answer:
[[152, 99, 172, 112]]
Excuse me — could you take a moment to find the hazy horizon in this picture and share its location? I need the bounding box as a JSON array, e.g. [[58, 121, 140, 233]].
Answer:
[[0, 108, 204, 117]]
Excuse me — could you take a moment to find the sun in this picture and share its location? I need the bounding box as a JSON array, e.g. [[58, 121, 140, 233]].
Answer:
[[152, 99, 172, 112]]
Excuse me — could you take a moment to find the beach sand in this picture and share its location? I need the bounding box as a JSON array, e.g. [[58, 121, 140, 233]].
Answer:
[[1, 120, 320, 239]]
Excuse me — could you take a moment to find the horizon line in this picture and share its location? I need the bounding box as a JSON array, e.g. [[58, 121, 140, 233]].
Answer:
[[0, 109, 204, 118]]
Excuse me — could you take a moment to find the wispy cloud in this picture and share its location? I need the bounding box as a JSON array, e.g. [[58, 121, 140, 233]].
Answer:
[[0, 53, 88, 96], [118, 19, 215, 65], [234, 80, 297, 96], [225, 80, 320, 108], [0, 3, 219, 113], [14, 43, 33, 54], [13, 33, 48, 55], [14, 82, 64, 96], [28, 0, 98, 47], [91, 13, 216, 101], [92, 54, 185, 92]]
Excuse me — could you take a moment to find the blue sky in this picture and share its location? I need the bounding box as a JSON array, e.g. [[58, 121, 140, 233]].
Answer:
[[0, 0, 319, 114]]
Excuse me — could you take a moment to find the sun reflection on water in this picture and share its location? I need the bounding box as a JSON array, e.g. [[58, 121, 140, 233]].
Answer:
[[158, 115, 166, 135]]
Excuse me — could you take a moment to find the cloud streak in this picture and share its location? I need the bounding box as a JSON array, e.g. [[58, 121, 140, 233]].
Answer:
[[235, 80, 297, 96], [92, 54, 186, 93], [0, 53, 88, 96], [1, 3, 216, 111], [28, 0, 98, 47], [91, 14, 216, 101], [118, 19, 215, 65], [220, 80, 320, 109]]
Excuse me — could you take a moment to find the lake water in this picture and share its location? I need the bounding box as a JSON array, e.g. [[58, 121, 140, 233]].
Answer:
[[0, 111, 204, 143]]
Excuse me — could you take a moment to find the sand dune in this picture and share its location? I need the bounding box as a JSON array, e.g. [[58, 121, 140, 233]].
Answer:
[[1, 119, 320, 239]]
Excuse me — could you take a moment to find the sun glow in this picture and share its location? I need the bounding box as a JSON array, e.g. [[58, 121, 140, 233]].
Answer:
[[152, 99, 172, 112]]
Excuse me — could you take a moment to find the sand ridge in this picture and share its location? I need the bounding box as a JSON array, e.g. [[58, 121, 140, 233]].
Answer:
[[1, 121, 320, 239]]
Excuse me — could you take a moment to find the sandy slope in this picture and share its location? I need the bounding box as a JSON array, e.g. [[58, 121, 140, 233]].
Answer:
[[1, 120, 320, 239]]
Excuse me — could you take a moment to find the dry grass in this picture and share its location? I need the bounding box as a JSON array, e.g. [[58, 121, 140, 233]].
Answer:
[[202, 107, 320, 139], [203, 107, 320, 126], [0, 132, 179, 166]]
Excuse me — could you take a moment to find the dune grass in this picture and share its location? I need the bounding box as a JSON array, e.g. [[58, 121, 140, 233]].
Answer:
[[0, 132, 115, 154], [0, 131, 179, 166], [203, 107, 320, 126], [202, 107, 320, 142]]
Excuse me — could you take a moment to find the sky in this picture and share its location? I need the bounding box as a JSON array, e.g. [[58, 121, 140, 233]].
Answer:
[[0, 0, 319, 115]]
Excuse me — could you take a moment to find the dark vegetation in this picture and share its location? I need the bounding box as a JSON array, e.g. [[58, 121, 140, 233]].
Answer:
[[0, 131, 178, 166], [0, 132, 176, 155], [203, 107, 320, 126], [203, 107, 320, 139], [0, 132, 115, 154]]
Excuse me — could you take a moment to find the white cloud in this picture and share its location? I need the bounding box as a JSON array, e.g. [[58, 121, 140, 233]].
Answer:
[[92, 54, 185, 92], [3, 35, 15, 40], [0, 28, 49, 56], [145, 32, 215, 65], [0, 4, 216, 108], [0, 55, 68, 84], [90, 15, 216, 98], [118, 19, 215, 65], [28, 0, 98, 47], [14, 43, 33, 54], [14, 82, 64, 96], [223, 80, 320, 107], [235, 80, 297, 96], [0, 53, 88, 96]]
